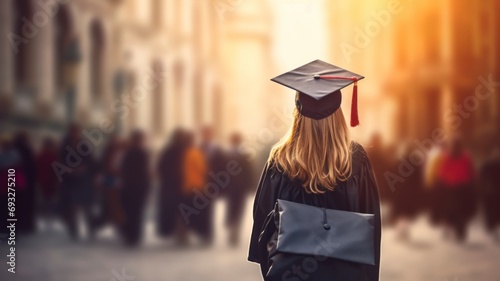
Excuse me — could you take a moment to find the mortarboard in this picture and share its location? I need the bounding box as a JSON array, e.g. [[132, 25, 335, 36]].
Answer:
[[271, 59, 364, 126]]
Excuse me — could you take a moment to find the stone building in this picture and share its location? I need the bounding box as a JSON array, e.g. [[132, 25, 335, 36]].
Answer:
[[0, 0, 274, 150], [384, 0, 500, 145], [325, 0, 500, 147]]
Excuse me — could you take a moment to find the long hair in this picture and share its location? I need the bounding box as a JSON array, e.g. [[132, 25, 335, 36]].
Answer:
[[269, 106, 353, 194]]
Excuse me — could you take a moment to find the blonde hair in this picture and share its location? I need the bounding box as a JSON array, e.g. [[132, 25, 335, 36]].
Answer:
[[269, 107, 353, 194]]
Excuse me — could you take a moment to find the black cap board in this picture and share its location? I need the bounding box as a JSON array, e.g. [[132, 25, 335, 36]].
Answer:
[[271, 59, 364, 126]]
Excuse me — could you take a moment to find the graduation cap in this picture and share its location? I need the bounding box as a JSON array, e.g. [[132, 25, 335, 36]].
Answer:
[[271, 59, 364, 126]]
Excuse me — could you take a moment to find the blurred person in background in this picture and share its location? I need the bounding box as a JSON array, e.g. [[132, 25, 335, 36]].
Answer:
[[197, 126, 227, 245], [366, 133, 393, 206], [13, 131, 37, 235], [0, 136, 20, 169], [224, 132, 254, 247], [93, 135, 125, 235], [181, 131, 209, 246], [424, 143, 447, 226], [58, 124, 98, 241], [0, 135, 26, 230], [389, 143, 424, 242], [120, 130, 151, 247], [157, 128, 189, 240], [437, 136, 477, 243], [479, 146, 500, 243], [36, 137, 60, 230]]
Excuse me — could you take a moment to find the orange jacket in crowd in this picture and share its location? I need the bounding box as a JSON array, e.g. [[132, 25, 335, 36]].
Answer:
[[183, 147, 207, 193]]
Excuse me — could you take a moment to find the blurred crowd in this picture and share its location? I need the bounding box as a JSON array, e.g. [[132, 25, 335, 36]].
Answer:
[[368, 133, 500, 244], [1, 125, 500, 249], [0, 125, 257, 248]]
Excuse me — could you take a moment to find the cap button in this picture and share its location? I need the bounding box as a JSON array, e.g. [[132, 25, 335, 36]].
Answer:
[[314, 74, 320, 79]]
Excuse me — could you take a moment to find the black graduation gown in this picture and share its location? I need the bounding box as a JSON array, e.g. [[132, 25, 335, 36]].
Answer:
[[248, 143, 381, 281]]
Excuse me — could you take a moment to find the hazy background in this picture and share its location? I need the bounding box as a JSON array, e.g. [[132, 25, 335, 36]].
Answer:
[[1, 0, 500, 281]]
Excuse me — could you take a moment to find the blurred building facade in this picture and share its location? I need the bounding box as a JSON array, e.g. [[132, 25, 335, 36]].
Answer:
[[1, 0, 121, 134], [0, 0, 274, 149], [385, 0, 500, 147], [326, 0, 500, 149], [218, 0, 273, 136]]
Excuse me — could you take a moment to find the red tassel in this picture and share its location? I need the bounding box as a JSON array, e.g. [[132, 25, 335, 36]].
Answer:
[[317, 75, 360, 126], [350, 81, 359, 127]]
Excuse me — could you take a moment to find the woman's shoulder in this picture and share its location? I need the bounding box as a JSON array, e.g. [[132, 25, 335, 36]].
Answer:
[[351, 141, 369, 159], [261, 158, 297, 188], [262, 158, 281, 178], [350, 141, 372, 175]]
